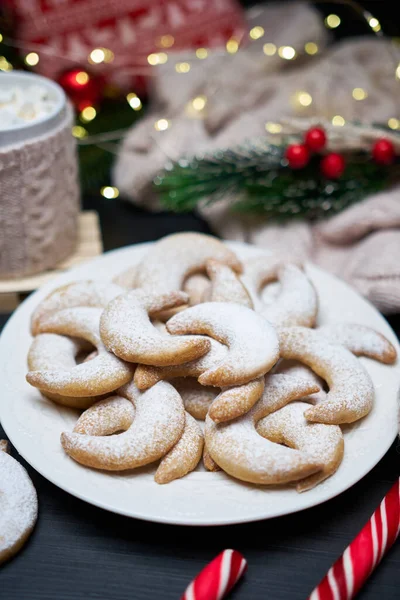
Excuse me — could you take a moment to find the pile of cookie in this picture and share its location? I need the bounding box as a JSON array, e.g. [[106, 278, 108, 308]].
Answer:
[[26, 233, 397, 491]]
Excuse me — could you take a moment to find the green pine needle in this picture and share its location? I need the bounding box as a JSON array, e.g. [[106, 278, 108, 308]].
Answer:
[[154, 140, 397, 221]]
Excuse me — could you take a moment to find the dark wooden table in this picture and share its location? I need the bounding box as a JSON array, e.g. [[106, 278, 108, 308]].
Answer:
[[1, 198, 399, 600]]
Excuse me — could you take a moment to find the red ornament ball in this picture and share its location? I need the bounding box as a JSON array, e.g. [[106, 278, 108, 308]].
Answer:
[[285, 144, 310, 169], [320, 153, 346, 179], [304, 127, 327, 152], [372, 138, 395, 165], [57, 68, 104, 111]]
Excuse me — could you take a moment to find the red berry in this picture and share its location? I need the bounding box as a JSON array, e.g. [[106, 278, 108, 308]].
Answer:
[[285, 144, 310, 169], [320, 153, 345, 179], [304, 127, 327, 152], [372, 138, 395, 165]]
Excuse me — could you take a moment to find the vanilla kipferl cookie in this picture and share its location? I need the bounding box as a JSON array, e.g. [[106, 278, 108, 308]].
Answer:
[[204, 259, 253, 307], [112, 265, 138, 288], [31, 280, 124, 335], [205, 375, 322, 485], [242, 258, 317, 327], [0, 440, 10, 453], [257, 402, 344, 492], [135, 232, 242, 294], [183, 273, 211, 306], [0, 442, 38, 564], [100, 289, 210, 366], [155, 412, 204, 484], [134, 338, 228, 390], [173, 378, 217, 420], [273, 359, 326, 405], [61, 381, 185, 470], [73, 395, 135, 436], [203, 446, 221, 472], [27, 333, 109, 408], [208, 377, 265, 423], [27, 307, 134, 397], [166, 302, 280, 386], [279, 327, 374, 424], [317, 323, 397, 364]]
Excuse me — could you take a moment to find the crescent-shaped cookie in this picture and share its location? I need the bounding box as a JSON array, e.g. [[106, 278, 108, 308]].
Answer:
[[100, 290, 210, 366], [26, 307, 134, 397], [204, 259, 253, 307], [134, 338, 228, 390], [112, 265, 138, 288], [242, 258, 317, 327], [0, 442, 38, 564], [208, 377, 265, 423], [203, 446, 221, 472], [155, 412, 204, 484], [27, 333, 109, 408], [273, 359, 326, 404], [205, 375, 322, 485], [31, 280, 124, 335], [61, 381, 185, 470], [166, 302, 280, 386], [135, 232, 242, 294], [173, 378, 217, 420], [279, 327, 375, 424], [73, 396, 135, 435], [257, 402, 344, 492], [317, 323, 397, 364], [183, 273, 211, 306]]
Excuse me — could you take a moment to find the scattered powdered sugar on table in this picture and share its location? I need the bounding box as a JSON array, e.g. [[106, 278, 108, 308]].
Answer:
[[0, 451, 38, 563]]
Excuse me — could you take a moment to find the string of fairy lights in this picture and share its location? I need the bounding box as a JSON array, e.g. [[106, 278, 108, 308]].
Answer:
[[0, 5, 399, 200]]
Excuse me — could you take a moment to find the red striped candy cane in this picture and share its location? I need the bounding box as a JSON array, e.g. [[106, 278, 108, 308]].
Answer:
[[309, 478, 400, 600], [181, 549, 247, 600]]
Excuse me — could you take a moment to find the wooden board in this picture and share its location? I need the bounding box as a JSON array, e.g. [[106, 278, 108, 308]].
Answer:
[[0, 211, 102, 311]]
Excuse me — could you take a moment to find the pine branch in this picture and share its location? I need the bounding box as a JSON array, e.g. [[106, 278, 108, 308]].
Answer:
[[154, 140, 398, 221]]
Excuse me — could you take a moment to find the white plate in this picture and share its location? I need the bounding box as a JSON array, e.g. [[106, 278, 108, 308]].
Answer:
[[0, 241, 399, 526]]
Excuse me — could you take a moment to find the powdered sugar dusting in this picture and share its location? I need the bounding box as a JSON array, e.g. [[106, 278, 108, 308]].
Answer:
[[279, 327, 374, 424], [261, 265, 318, 327], [28, 333, 83, 371], [134, 338, 228, 389], [204, 375, 322, 485], [135, 233, 242, 294], [61, 381, 185, 470], [205, 260, 253, 308], [27, 308, 133, 397], [74, 396, 135, 436], [317, 323, 397, 364], [31, 280, 124, 334], [173, 378, 216, 420], [167, 302, 280, 386], [257, 402, 344, 491], [273, 359, 326, 404], [155, 412, 204, 484], [0, 451, 38, 564], [183, 273, 210, 305], [100, 290, 209, 365]]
